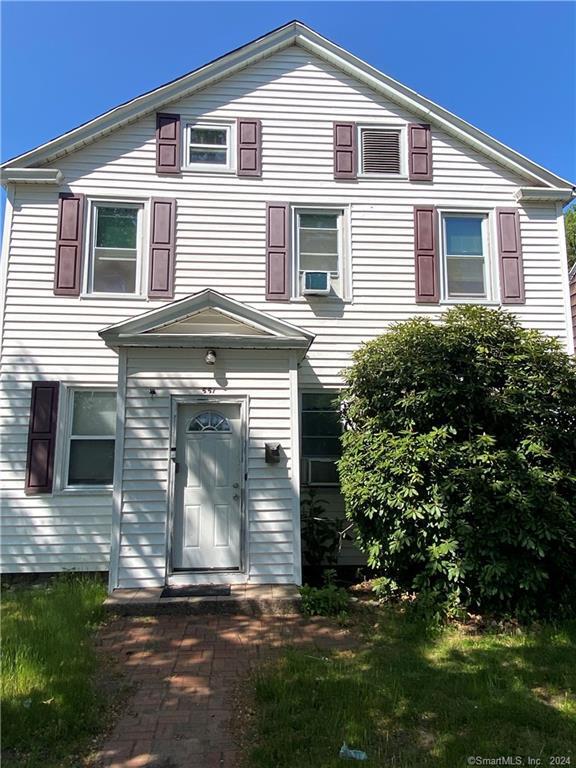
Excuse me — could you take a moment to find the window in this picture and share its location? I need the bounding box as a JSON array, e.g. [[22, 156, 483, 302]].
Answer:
[[295, 209, 348, 299], [301, 392, 342, 486], [66, 390, 116, 487], [360, 127, 402, 175], [188, 411, 231, 432], [441, 213, 491, 300], [186, 123, 232, 170], [88, 203, 143, 294]]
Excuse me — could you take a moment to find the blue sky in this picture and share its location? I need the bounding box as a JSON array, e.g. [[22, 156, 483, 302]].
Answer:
[[1, 2, 575, 188]]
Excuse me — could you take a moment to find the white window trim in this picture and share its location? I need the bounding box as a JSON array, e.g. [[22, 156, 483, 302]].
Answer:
[[291, 205, 351, 301], [183, 120, 236, 173], [357, 123, 407, 179], [299, 389, 343, 487], [438, 208, 500, 305], [82, 198, 146, 298], [55, 386, 116, 494]]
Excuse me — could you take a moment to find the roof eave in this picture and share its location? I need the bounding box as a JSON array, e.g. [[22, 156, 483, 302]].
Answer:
[[1, 21, 573, 190], [99, 333, 313, 351], [514, 187, 576, 205]]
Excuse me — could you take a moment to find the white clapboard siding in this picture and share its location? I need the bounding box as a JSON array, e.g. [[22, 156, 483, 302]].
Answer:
[[0, 45, 570, 576]]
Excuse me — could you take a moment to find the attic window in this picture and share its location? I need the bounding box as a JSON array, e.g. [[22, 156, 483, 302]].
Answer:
[[360, 127, 402, 175]]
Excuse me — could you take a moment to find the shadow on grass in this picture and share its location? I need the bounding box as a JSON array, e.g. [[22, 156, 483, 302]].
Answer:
[[247, 610, 576, 768], [1, 576, 109, 768]]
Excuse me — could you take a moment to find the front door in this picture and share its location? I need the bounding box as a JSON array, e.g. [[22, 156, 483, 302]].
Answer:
[[173, 403, 243, 570]]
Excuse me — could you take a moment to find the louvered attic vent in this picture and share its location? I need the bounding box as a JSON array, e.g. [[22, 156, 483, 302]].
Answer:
[[361, 128, 401, 174]]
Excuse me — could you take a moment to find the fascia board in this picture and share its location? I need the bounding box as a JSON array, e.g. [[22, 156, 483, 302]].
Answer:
[[100, 333, 313, 350]]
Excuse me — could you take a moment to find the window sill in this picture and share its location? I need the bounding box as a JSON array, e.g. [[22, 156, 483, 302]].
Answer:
[[181, 167, 236, 175], [56, 486, 113, 496], [440, 299, 500, 306], [80, 293, 147, 301], [359, 174, 408, 180], [290, 296, 352, 304]]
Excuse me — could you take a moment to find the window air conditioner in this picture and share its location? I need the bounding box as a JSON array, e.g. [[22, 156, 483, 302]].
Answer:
[[302, 271, 331, 295]]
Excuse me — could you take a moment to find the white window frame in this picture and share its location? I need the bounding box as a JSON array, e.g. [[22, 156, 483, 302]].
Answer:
[[57, 386, 117, 493], [184, 121, 235, 173], [439, 209, 498, 304], [357, 123, 407, 178], [83, 199, 145, 298], [300, 390, 342, 487], [292, 206, 351, 300]]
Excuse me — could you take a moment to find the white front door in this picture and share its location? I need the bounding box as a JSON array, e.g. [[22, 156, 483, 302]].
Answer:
[[173, 403, 243, 570]]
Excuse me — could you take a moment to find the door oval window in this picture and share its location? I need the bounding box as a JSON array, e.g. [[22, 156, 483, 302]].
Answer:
[[187, 411, 231, 433]]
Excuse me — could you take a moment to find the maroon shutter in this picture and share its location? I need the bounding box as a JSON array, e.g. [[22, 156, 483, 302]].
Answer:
[[408, 124, 432, 181], [149, 198, 176, 299], [54, 193, 84, 296], [333, 122, 357, 180], [496, 208, 525, 304], [414, 206, 439, 303], [156, 113, 180, 174], [266, 203, 290, 301], [237, 118, 262, 177], [25, 382, 59, 495]]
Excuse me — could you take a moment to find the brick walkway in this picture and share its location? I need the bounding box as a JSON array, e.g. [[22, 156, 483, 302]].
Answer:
[[92, 613, 358, 768]]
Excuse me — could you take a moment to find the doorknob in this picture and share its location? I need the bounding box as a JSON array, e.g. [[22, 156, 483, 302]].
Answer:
[[232, 483, 239, 488], [233, 494, 240, 501]]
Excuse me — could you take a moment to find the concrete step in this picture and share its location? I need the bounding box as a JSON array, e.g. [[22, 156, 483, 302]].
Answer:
[[104, 584, 301, 616]]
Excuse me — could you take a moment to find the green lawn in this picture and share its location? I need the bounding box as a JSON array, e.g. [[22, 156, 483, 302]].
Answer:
[[1, 576, 108, 768], [247, 608, 576, 767]]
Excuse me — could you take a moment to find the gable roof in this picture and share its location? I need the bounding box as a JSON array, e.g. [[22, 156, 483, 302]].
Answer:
[[1, 20, 574, 190], [0, 21, 574, 189], [99, 288, 315, 350]]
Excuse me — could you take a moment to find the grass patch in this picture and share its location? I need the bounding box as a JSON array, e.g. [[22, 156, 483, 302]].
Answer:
[[246, 608, 576, 767], [1, 575, 108, 768]]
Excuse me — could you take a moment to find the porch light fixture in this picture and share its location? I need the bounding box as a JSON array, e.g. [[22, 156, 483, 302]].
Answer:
[[205, 349, 217, 365]]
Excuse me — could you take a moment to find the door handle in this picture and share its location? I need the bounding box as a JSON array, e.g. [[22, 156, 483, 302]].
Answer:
[[233, 494, 240, 501], [233, 483, 239, 488]]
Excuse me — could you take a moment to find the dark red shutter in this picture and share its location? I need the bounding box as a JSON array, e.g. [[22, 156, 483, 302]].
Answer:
[[414, 206, 439, 303], [237, 118, 262, 177], [149, 198, 176, 298], [156, 113, 180, 174], [496, 208, 525, 304], [408, 124, 432, 181], [333, 122, 357, 180], [25, 382, 59, 495], [54, 193, 84, 296], [266, 203, 290, 301]]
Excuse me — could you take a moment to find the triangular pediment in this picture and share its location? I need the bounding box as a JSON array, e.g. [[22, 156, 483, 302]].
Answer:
[[148, 308, 267, 337], [1, 22, 572, 189], [99, 289, 314, 351]]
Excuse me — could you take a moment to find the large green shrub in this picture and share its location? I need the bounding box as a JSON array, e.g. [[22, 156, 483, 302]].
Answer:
[[338, 306, 576, 619]]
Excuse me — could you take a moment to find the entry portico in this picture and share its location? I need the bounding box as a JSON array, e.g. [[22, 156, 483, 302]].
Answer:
[[100, 289, 314, 591]]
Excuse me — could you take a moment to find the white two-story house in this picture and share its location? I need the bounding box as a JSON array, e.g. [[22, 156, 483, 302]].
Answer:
[[1, 22, 574, 592]]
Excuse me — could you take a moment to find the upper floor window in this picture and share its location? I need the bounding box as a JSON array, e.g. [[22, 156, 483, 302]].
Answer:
[[359, 126, 403, 176], [294, 208, 348, 299], [441, 213, 492, 301], [185, 123, 233, 170], [65, 390, 116, 488], [87, 202, 143, 295]]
